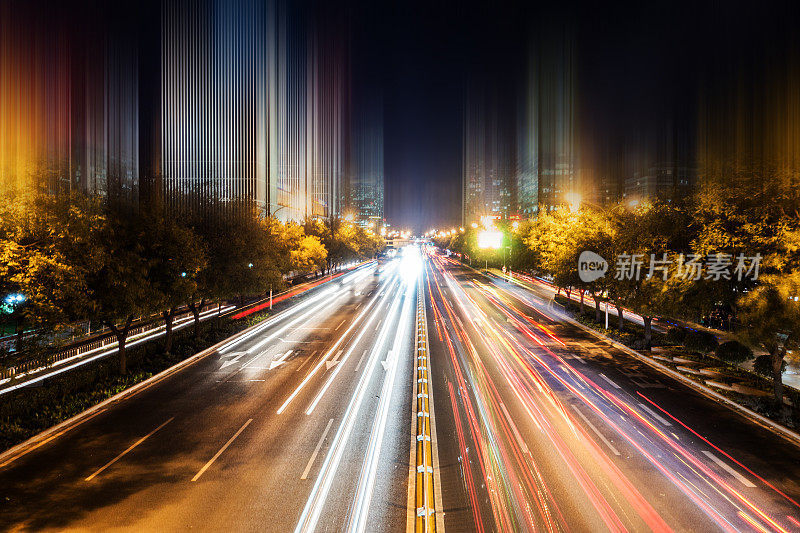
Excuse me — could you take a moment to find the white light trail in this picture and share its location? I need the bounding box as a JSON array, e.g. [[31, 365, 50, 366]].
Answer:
[[305, 279, 400, 415], [292, 276, 408, 532], [347, 274, 416, 532], [276, 272, 392, 415]]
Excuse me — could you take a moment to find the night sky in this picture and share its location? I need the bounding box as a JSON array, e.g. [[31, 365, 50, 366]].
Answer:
[[354, 0, 800, 232]]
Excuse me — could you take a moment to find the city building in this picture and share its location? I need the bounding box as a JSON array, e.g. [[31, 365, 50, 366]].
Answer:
[[462, 84, 516, 226], [0, 2, 143, 203]]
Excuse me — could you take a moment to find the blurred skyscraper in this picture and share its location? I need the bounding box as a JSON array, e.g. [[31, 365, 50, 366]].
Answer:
[[1, 0, 383, 222], [0, 1, 143, 203], [462, 83, 517, 225]]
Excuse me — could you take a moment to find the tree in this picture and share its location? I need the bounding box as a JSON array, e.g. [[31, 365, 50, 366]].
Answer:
[[86, 209, 160, 374], [738, 273, 800, 403], [608, 201, 694, 348], [138, 210, 206, 353], [1, 191, 103, 352], [188, 203, 284, 336]]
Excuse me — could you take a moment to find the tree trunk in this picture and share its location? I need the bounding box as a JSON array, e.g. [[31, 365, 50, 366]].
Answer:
[[15, 323, 24, 353], [579, 290, 585, 315], [643, 316, 652, 350], [772, 347, 785, 404], [163, 308, 176, 353], [616, 303, 624, 331], [188, 299, 205, 339], [593, 295, 602, 323], [108, 317, 133, 375]]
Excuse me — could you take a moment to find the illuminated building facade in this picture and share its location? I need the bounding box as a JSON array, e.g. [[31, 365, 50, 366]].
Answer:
[[348, 90, 384, 222], [462, 84, 516, 226], [0, 2, 142, 203], [0, 0, 378, 223], [160, 0, 358, 221]]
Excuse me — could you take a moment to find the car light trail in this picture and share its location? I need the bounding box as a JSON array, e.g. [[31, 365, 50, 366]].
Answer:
[[348, 270, 415, 532], [292, 270, 410, 532], [276, 282, 385, 415], [304, 278, 400, 415], [429, 254, 798, 533], [218, 286, 339, 354]]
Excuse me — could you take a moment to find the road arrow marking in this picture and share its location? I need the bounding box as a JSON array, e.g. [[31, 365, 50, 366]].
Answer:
[[269, 350, 293, 370], [220, 352, 247, 369], [381, 350, 395, 371], [326, 350, 343, 370]]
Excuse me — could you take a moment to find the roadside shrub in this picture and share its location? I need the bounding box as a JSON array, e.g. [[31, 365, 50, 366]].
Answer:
[[753, 354, 787, 378], [716, 340, 753, 365], [684, 330, 719, 353], [665, 327, 687, 344]]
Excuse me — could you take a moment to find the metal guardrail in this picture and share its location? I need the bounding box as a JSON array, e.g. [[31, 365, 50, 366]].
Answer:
[[0, 261, 374, 386], [414, 279, 437, 532], [0, 303, 221, 382]]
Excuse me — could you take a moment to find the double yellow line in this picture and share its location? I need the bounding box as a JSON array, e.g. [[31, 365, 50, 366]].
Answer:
[[414, 280, 437, 533]]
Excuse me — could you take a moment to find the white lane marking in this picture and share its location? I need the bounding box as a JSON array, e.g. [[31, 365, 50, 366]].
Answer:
[[325, 350, 344, 370], [277, 281, 386, 415], [301, 419, 334, 480], [335, 319, 346, 332], [86, 417, 174, 481], [572, 406, 621, 456], [637, 402, 673, 426], [191, 419, 253, 482], [500, 402, 530, 454], [269, 350, 293, 370], [375, 318, 383, 331], [296, 350, 318, 372], [354, 349, 368, 372], [380, 350, 394, 371], [355, 303, 361, 311], [702, 451, 756, 487], [599, 373, 622, 389]]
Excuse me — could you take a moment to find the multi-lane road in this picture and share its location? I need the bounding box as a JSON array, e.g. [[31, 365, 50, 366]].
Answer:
[[0, 255, 421, 532], [1, 246, 800, 532], [426, 251, 800, 532]]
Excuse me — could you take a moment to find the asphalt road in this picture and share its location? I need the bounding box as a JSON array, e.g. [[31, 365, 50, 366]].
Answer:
[[426, 250, 800, 532], [3, 247, 800, 532], [0, 257, 420, 532]]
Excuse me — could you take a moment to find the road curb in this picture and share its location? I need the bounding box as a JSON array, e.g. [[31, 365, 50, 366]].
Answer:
[[562, 313, 800, 449], [0, 298, 306, 470], [455, 259, 800, 450]]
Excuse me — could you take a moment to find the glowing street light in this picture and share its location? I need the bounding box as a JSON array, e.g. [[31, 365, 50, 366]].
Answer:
[[564, 192, 582, 212], [477, 230, 503, 249]]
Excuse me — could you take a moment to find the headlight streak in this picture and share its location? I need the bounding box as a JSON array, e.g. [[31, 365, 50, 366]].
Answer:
[[293, 271, 409, 533], [218, 286, 339, 354], [459, 259, 794, 533], [304, 278, 400, 415], [347, 270, 416, 532], [427, 257, 569, 531], [277, 266, 395, 415], [245, 288, 352, 356]]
